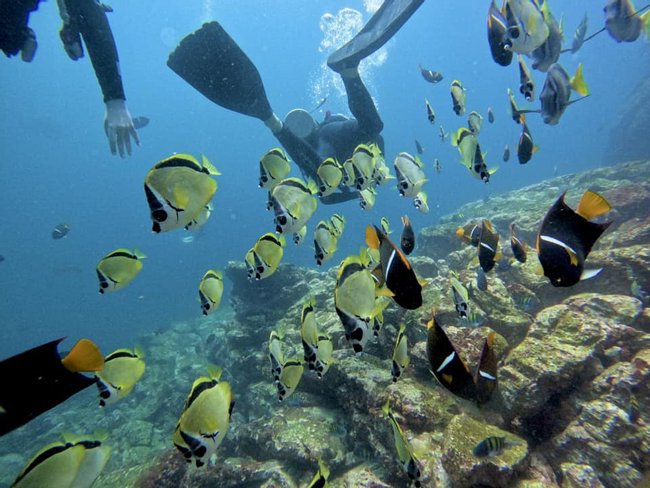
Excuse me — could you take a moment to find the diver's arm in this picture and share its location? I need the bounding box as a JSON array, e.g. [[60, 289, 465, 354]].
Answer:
[[266, 115, 322, 181], [341, 69, 383, 137], [63, 0, 139, 157]]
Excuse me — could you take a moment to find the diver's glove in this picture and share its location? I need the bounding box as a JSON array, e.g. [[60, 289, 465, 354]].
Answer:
[[104, 99, 140, 158]]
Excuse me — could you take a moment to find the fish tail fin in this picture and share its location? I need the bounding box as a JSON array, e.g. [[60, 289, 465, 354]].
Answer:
[[576, 190, 611, 220], [61, 338, 104, 373], [365, 225, 380, 250], [202, 155, 221, 175], [570, 63, 589, 96], [401, 215, 410, 227], [133, 248, 147, 260], [381, 399, 391, 416], [509, 222, 516, 236]]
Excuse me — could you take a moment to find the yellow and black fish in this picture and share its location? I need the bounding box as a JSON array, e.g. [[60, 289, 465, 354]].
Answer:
[[307, 459, 331, 488], [400, 215, 415, 255], [314, 334, 333, 379], [358, 187, 377, 211], [456, 221, 481, 247], [293, 226, 307, 246], [317, 157, 343, 197], [51, 223, 70, 240], [12, 433, 111, 488], [96, 248, 146, 294], [450, 80, 466, 116], [394, 152, 426, 198], [301, 298, 319, 370], [425, 99, 436, 124], [413, 191, 429, 214], [173, 367, 234, 467], [478, 219, 500, 273], [329, 214, 346, 237], [366, 225, 424, 310], [452, 128, 495, 183], [351, 144, 376, 191], [268, 331, 284, 383], [450, 274, 470, 319], [270, 177, 318, 234], [468, 111, 483, 135], [537, 190, 612, 287], [419, 64, 443, 84], [96, 347, 145, 406], [314, 220, 339, 266], [245, 233, 285, 280], [277, 358, 303, 401], [259, 148, 290, 190], [0, 338, 103, 436], [382, 401, 422, 487], [391, 323, 410, 382], [509, 223, 527, 263], [198, 269, 224, 315], [473, 436, 507, 457], [144, 153, 220, 233], [487, 0, 514, 66]]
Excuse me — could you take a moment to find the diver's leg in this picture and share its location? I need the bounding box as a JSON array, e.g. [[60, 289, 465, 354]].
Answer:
[[340, 68, 383, 137]]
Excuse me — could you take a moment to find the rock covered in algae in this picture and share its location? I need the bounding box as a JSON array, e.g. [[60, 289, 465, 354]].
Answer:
[[500, 294, 649, 420], [559, 463, 606, 488], [440, 414, 529, 487]]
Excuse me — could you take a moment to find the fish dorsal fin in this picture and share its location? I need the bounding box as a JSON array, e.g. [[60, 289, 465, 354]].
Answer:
[[570, 63, 589, 97], [576, 190, 611, 220], [365, 225, 380, 250], [201, 154, 221, 175], [62, 338, 104, 373], [133, 248, 147, 260], [207, 364, 223, 381]]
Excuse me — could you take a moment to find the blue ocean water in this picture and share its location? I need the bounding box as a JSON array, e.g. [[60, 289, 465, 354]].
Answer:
[[0, 0, 648, 359]]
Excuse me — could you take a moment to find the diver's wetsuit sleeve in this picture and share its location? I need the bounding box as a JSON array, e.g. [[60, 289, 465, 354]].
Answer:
[[274, 126, 322, 179], [342, 74, 383, 137], [0, 0, 41, 56], [65, 0, 125, 102]]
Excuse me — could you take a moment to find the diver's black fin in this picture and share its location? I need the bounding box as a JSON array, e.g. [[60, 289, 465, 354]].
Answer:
[[167, 21, 273, 121], [327, 0, 424, 72]]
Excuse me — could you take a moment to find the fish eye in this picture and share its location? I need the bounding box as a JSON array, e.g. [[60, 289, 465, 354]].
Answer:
[[277, 215, 287, 225], [509, 26, 520, 39], [152, 209, 168, 222], [261, 175, 268, 183]]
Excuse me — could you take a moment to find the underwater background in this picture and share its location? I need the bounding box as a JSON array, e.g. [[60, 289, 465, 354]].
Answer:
[[1, 0, 649, 487]]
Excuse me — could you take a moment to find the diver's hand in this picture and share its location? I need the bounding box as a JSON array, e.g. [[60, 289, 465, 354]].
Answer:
[[104, 99, 140, 158]]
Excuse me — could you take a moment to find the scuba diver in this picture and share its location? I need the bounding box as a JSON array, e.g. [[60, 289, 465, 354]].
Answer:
[[168, 0, 424, 204], [0, 0, 143, 158]]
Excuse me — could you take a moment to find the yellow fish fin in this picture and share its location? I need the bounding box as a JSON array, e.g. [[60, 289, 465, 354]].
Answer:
[[365, 225, 380, 250], [570, 63, 589, 97], [61, 338, 104, 373], [566, 246, 579, 267], [381, 399, 391, 416], [133, 248, 147, 260], [306, 178, 319, 195], [134, 345, 146, 358], [576, 190, 611, 220], [207, 364, 223, 381], [201, 155, 221, 175]]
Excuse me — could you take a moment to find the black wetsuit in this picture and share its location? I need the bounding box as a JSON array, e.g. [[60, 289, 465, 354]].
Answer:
[[0, 0, 125, 103], [275, 73, 384, 204]]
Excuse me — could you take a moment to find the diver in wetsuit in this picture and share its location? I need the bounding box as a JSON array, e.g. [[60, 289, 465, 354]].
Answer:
[[0, 0, 141, 158], [168, 0, 424, 204]]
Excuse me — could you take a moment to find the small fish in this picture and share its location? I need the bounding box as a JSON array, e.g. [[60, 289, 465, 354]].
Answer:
[[425, 99, 436, 124], [300, 298, 319, 369], [391, 324, 410, 382], [351, 144, 376, 191], [478, 219, 500, 273], [504, 0, 550, 54], [419, 64, 443, 84], [317, 157, 343, 197], [144, 153, 220, 233], [439, 126, 448, 143], [198, 269, 224, 315], [329, 213, 346, 237], [509, 223, 528, 263], [307, 459, 331, 488], [604, 0, 650, 43], [51, 223, 70, 240], [539, 63, 589, 126], [394, 152, 427, 198], [413, 191, 429, 214], [259, 148, 290, 190], [293, 225, 307, 245], [503, 144, 511, 162], [487, 106, 495, 123], [468, 111, 484, 135], [96, 248, 146, 294], [450, 80, 466, 116], [414, 139, 424, 155], [537, 190, 612, 287], [341, 158, 355, 187], [518, 55, 535, 101], [245, 233, 285, 280], [452, 128, 495, 182], [277, 358, 304, 401], [358, 187, 377, 211], [450, 274, 470, 318], [269, 331, 284, 382], [434, 158, 442, 174], [270, 177, 318, 234], [11, 433, 111, 487], [314, 220, 339, 266], [382, 401, 422, 487], [487, 0, 514, 66], [173, 367, 234, 467], [517, 119, 538, 164], [473, 436, 507, 457], [314, 334, 333, 379], [571, 14, 588, 53], [96, 347, 146, 406], [400, 215, 415, 255], [476, 266, 488, 291]]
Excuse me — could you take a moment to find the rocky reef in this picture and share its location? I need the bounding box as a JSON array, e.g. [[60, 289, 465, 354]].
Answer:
[[0, 160, 648, 488]]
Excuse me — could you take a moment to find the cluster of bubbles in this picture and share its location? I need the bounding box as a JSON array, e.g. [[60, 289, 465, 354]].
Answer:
[[310, 7, 387, 110]]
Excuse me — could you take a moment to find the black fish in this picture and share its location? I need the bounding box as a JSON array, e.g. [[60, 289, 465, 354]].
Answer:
[[487, 0, 513, 66], [537, 191, 612, 287], [473, 436, 506, 457], [425, 99, 435, 124], [503, 144, 510, 162], [414, 139, 424, 155], [426, 313, 497, 403], [487, 107, 495, 124], [478, 219, 499, 273], [52, 223, 70, 240], [419, 64, 443, 84], [509, 223, 527, 263], [476, 266, 488, 291], [366, 225, 423, 310], [517, 121, 536, 164], [400, 215, 415, 255], [456, 221, 481, 247]]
